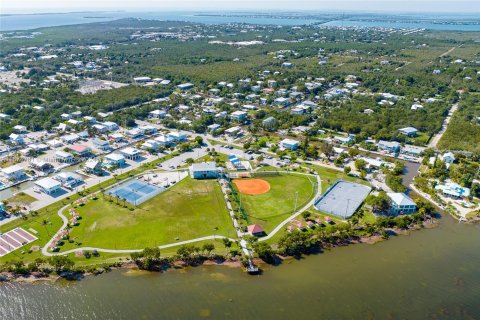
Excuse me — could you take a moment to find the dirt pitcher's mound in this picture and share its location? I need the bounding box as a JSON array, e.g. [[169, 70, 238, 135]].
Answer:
[[233, 179, 271, 195]]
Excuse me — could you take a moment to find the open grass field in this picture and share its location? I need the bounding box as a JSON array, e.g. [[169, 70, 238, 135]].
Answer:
[[233, 173, 316, 233], [5, 192, 37, 206], [60, 177, 236, 251]]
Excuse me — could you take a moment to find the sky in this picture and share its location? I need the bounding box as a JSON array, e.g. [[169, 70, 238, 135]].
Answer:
[[2, 0, 480, 14]]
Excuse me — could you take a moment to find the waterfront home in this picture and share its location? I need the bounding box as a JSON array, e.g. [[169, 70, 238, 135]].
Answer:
[[84, 159, 102, 175], [387, 193, 417, 215], [67, 145, 91, 157], [247, 224, 266, 236], [435, 182, 470, 199], [280, 138, 300, 150], [398, 127, 418, 137], [1, 165, 26, 181], [35, 177, 62, 195], [104, 153, 126, 166], [377, 140, 401, 153], [55, 150, 75, 163], [120, 147, 142, 160], [29, 159, 54, 172], [189, 162, 220, 179]]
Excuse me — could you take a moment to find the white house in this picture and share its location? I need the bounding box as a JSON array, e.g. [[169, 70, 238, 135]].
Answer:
[[55, 150, 75, 163], [120, 147, 142, 160], [167, 132, 187, 142], [189, 162, 220, 179], [1, 165, 26, 181], [280, 138, 300, 150], [398, 127, 418, 137], [9, 133, 25, 145], [230, 111, 248, 122], [387, 193, 417, 215], [35, 177, 62, 195], [441, 152, 455, 164], [104, 153, 126, 166]]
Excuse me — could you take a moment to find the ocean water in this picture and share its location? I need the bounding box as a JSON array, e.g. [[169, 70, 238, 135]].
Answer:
[[0, 11, 479, 31]]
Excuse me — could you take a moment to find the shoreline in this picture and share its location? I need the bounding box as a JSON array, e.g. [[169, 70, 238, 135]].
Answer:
[[0, 219, 440, 284]]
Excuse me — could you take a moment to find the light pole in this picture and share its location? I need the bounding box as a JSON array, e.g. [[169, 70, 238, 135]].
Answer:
[[345, 198, 350, 219], [294, 191, 299, 213]]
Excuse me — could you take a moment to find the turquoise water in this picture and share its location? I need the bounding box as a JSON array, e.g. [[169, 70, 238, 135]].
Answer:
[[1, 11, 479, 31]]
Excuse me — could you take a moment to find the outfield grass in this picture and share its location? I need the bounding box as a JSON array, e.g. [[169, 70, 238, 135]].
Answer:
[[60, 177, 236, 251], [235, 173, 316, 233]]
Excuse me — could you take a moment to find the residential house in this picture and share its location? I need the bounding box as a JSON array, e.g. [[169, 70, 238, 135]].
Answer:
[[1, 165, 26, 181], [377, 140, 401, 153], [67, 145, 91, 157], [93, 138, 110, 151], [120, 147, 142, 160], [104, 153, 126, 166], [387, 193, 417, 215], [435, 182, 470, 199], [55, 150, 75, 163], [35, 177, 62, 195], [84, 159, 102, 175], [9, 133, 25, 145], [398, 127, 418, 137], [230, 111, 248, 122], [247, 224, 266, 236], [189, 162, 220, 179], [280, 138, 300, 150], [167, 131, 187, 142]]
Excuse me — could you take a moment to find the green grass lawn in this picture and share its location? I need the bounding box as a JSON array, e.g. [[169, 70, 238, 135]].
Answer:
[[304, 164, 369, 192], [60, 177, 236, 251], [234, 173, 316, 233], [6, 192, 37, 206]]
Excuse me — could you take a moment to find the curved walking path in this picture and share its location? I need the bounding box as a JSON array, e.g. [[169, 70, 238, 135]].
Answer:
[[41, 188, 235, 257], [259, 173, 322, 242]]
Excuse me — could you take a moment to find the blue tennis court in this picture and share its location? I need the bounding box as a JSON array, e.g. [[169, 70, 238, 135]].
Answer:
[[107, 179, 164, 205]]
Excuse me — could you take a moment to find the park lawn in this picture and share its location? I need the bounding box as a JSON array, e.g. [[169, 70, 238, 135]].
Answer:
[[235, 173, 316, 233], [6, 192, 38, 206], [0, 210, 64, 263], [61, 177, 236, 251]]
